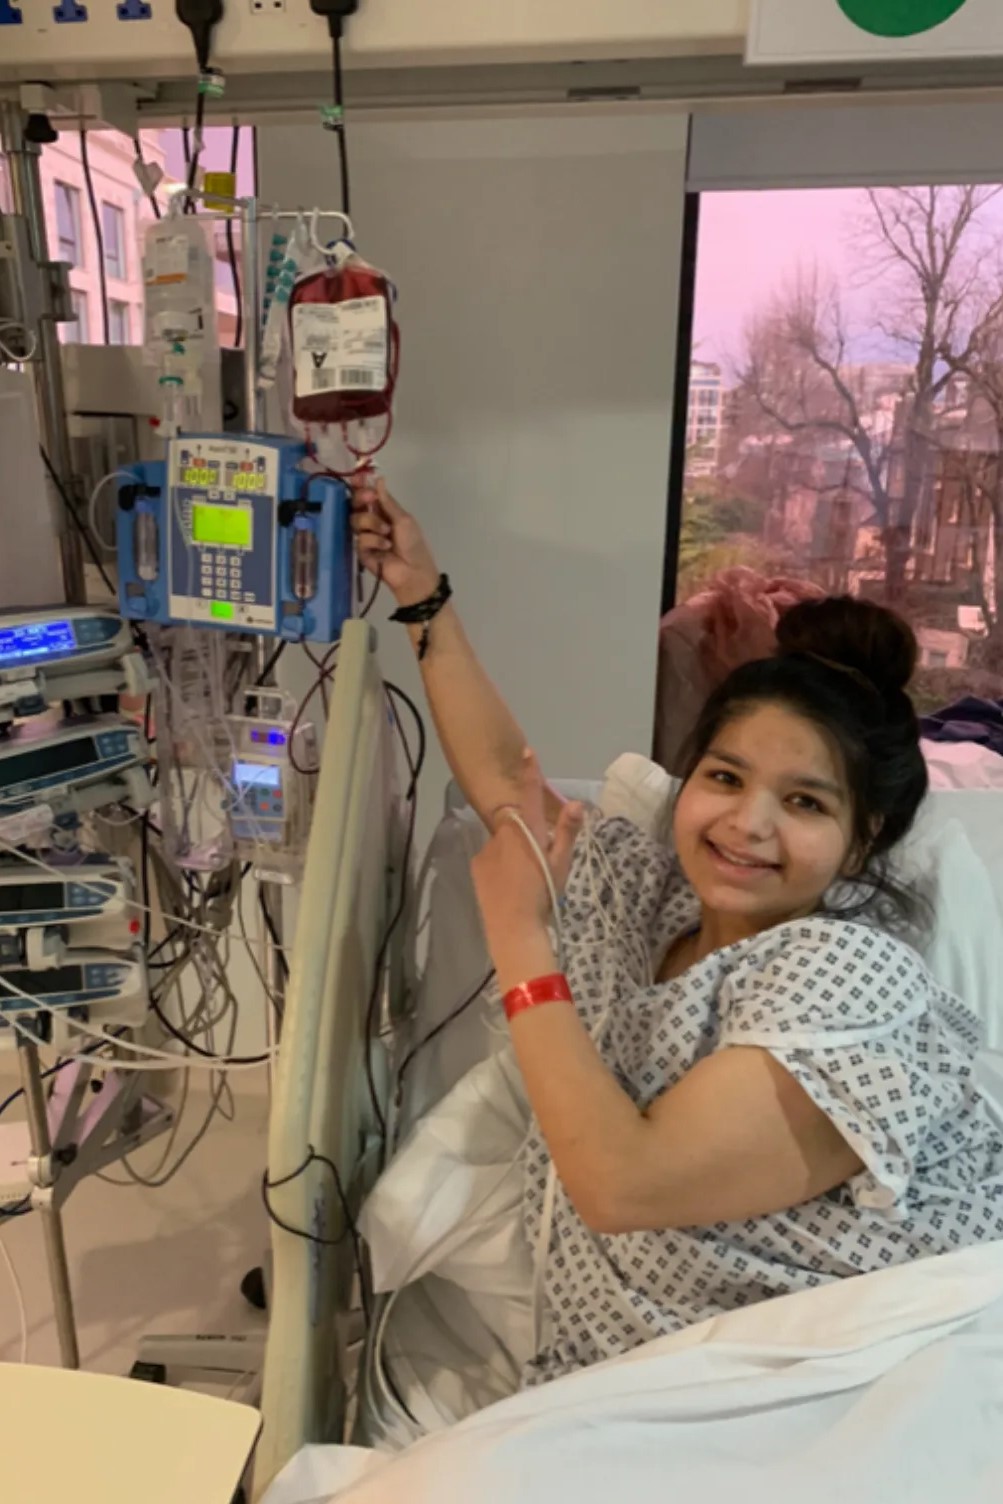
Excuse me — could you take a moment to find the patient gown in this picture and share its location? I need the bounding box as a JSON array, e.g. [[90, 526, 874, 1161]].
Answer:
[[522, 817, 1003, 1385]]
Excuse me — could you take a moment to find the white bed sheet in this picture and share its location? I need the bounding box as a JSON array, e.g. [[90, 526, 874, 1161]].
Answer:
[[265, 1242, 1003, 1504]]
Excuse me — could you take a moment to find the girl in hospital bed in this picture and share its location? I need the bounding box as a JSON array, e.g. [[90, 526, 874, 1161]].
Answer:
[[352, 476, 1003, 1386]]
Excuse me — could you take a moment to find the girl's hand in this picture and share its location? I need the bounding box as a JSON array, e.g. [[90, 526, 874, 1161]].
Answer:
[[471, 750, 585, 961], [349, 474, 441, 608]]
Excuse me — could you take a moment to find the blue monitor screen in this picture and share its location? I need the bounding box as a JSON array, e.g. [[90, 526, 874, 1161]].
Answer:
[[233, 760, 281, 790], [0, 619, 76, 668]]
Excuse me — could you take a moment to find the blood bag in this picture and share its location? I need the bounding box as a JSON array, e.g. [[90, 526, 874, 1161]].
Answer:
[[289, 243, 399, 442]]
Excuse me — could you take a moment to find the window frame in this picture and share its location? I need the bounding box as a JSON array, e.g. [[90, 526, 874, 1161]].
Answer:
[[108, 300, 131, 345], [101, 200, 127, 281], [53, 181, 83, 268]]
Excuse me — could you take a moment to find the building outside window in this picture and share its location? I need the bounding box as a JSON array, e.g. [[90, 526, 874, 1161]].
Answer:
[[108, 300, 131, 345], [61, 290, 90, 344], [54, 182, 83, 267], [102, 201, 127, 280], [680, 186, 1003, 707]]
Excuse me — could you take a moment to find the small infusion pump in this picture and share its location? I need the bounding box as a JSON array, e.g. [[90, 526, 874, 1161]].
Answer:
[[226, 690, 318, 882]]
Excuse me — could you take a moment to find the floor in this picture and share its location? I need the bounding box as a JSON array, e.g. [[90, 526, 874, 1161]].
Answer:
[[0, 1078, 270, 1377]]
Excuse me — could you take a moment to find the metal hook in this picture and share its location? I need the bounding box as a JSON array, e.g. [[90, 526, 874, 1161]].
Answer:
[[308, 207, 355, 257]]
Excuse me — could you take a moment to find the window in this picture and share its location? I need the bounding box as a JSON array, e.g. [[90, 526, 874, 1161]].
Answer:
[[679, 185, 1003, 708], [108, 301, 131, 345], [59, 290, 90, 344], [102, 202, 127, 280], [54, 183, 82, 267]]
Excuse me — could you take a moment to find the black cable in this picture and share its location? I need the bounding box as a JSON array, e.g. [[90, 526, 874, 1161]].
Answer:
[[253, 638, 286, 688], [331, 30, 351, 219], [384, 681, 427, 796], [78, 128, 110, 345], [185, 88, 206, 213], [394, 970, 496, 1109], [361, 683, 427, 1141], [39, 447, 118, 596], [288, 641, 339, 775], [0, 1196, 32, 1219], [257, 887, 290, 983], [225, 123, 243, 348], [359, 570, 381, 619], [262, 1147, 351, 1241], [150, 998, 272, 1065]]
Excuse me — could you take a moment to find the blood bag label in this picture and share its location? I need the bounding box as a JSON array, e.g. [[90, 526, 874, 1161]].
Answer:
[[292, 297, 388, 398]]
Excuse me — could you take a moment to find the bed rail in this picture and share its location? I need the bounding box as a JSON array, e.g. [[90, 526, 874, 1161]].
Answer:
[[254, 621, 402, 1498]]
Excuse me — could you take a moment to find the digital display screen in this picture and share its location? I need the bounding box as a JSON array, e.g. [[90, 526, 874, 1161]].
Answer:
[[2, 736, 98, 786], [0, 882, 62, 915], [0, 966, 84, 998], [233, 760, 281, 790], [0, 619, 76, 667], [191, 503, 253, 550], [182, 467, 265, 493]]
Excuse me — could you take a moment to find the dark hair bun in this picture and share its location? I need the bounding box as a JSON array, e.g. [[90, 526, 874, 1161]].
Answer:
[[776, 596, 917, 697]]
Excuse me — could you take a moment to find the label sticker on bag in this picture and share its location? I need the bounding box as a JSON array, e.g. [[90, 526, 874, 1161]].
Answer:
[[145, 235, 190, 286], [292, 296, 388, 398]]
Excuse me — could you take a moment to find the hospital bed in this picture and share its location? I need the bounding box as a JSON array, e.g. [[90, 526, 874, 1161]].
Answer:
[[254, 633, 1003, 1498]]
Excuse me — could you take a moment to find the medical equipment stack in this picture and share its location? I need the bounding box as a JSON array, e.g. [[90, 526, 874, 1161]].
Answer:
[[0, 607, 154, 1052]]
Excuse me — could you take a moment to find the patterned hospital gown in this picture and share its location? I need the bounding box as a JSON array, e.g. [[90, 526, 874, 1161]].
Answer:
[[521, 816, 1003, 1385]]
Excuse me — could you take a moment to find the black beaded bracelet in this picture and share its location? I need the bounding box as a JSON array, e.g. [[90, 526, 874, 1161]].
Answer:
[[389, 573, 453, 661]]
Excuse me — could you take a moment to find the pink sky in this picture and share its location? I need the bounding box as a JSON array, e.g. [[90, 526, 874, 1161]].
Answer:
[[693, 189, 877, 376], [693, 185, 1003, 379]]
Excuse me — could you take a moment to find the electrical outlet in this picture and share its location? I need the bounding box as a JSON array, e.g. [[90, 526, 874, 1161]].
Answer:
[[52, 0, 88, 19], [250, 0, 285, 12]]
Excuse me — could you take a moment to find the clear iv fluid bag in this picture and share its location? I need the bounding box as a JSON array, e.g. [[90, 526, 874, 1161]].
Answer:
[[142, 212, 222, 432]]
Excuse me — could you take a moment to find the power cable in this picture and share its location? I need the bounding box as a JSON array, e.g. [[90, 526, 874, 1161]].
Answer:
[[78, 128, 111, 344], [226, 123, 243, 348]]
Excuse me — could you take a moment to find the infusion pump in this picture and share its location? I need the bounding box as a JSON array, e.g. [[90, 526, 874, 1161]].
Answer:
[[0, 608, 148, 728]]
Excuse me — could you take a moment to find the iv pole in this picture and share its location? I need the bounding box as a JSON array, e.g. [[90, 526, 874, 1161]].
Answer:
[[1, 100, 85, 1371]]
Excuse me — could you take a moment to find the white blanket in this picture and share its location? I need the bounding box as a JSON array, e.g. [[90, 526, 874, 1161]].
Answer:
[[263, 1242, 1003, 1504]]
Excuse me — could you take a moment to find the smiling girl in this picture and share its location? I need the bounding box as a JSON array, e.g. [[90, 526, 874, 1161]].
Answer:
[[353, 477, 1003, 1385]]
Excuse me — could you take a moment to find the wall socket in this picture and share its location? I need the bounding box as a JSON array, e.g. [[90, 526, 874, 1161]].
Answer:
[[250, 0, 285, 12]]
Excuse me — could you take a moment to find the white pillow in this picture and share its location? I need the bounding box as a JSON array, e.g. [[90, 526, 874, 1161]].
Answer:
[[598, 756, 1003, 1049]]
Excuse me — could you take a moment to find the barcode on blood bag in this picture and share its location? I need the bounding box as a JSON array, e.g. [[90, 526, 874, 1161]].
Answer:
[[340, 368, 381, 389]]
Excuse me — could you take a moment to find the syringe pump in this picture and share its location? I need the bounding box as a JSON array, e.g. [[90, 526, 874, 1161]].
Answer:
[[0, 858, 140, 951], [0, 608, 149, 729], [117, 434, 352, 643], [0, 717, 153, 827], [0, 949, 148, 1038]]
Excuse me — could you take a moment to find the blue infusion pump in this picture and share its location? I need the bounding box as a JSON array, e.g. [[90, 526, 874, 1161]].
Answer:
[[116, 434, 352, 643]]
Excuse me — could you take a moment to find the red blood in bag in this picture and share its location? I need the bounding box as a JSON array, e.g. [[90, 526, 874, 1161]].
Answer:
[[289, 259, 400, 429]]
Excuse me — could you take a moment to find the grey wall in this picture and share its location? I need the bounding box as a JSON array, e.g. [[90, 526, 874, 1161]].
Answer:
[[258, 108, 688, 842]]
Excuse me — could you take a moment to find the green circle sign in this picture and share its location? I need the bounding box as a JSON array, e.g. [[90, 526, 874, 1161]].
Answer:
[[837, 0, 969, 37]]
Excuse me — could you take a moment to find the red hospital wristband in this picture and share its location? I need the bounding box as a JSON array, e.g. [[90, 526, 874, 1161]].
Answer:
[[503, 973, 574, 1023]]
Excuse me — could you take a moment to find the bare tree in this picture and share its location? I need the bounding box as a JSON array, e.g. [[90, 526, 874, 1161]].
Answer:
[[740, 187, 1002, 600], [741, 269, 901, 589], [936, 283, 1003, 665]]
